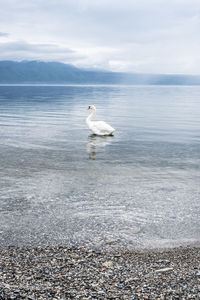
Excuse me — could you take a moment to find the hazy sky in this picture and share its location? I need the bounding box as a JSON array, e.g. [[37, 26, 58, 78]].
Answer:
[[0, 0, 200, 74]]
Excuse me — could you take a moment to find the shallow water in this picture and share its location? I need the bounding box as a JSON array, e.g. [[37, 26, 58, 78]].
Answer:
[[0, 85, 199, 249]]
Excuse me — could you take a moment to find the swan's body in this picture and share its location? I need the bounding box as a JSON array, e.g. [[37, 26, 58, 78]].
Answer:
[[86, 105, 115, 136]]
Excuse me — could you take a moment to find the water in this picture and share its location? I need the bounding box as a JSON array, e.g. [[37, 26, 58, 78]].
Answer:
[[0, 84, 199, 249]]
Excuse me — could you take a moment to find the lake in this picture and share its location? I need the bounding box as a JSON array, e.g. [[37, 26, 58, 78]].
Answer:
[[0, 84, 199, 249]]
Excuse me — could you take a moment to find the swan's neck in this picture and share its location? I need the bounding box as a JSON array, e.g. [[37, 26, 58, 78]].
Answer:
[[86, 108, 96, 123]]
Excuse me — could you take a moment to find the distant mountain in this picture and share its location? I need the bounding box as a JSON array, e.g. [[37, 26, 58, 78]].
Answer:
[[0, 60, 200, 85]]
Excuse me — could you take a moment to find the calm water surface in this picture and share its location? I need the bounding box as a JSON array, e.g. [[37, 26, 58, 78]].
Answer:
[[0, 85, 199, 249]]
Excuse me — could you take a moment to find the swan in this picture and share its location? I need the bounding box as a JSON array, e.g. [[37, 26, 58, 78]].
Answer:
[[86, 105, 115, 136]]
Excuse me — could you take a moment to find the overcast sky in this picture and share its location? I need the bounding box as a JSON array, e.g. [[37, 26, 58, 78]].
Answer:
[[0, 0, 200, 74]]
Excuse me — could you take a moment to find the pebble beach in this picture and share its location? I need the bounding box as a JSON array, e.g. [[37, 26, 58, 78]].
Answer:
[[0, 245, 199, 299]]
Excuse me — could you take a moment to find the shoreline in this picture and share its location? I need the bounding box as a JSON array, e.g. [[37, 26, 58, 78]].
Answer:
[[0, 244, 199, 299]]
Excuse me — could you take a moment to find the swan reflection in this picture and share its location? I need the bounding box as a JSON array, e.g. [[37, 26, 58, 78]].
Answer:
[[87, 134, 114, 160]]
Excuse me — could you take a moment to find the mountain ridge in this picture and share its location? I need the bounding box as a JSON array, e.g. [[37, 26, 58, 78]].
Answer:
[[0, 60, 200, 85]]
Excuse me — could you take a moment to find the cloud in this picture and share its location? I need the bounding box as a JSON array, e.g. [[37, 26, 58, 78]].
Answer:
[[0, 0, 200, 73], [0, 32, 9, 37], [0, 40, 85, 63]]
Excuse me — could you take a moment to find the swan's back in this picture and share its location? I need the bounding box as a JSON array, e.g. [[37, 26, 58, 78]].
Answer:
[[89, 121, 115, 136]]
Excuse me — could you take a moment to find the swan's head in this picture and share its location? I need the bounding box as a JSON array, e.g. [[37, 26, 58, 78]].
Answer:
[[88, 105, 96, 110]]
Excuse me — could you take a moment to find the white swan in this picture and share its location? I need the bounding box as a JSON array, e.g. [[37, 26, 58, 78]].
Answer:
[[86, 105, 115, 136]]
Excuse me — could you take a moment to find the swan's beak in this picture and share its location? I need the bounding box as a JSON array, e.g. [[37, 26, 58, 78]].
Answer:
[[88, 106, 91, 110]]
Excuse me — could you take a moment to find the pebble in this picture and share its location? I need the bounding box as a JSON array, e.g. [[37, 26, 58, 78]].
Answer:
[[0, 245, 199, 299], [102, 260, 114, 268], [155, 267, 173, 273]]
